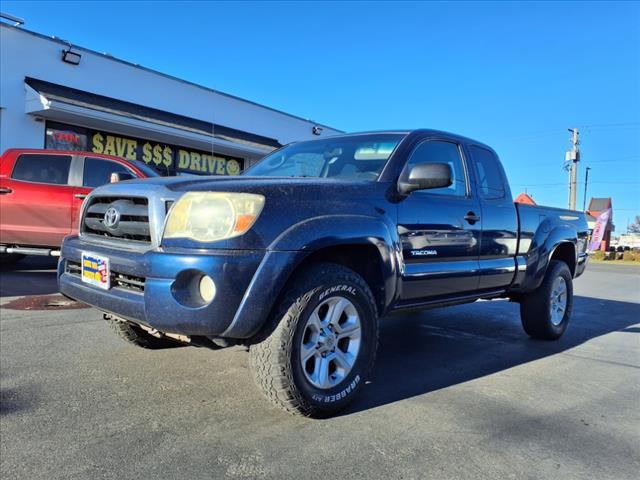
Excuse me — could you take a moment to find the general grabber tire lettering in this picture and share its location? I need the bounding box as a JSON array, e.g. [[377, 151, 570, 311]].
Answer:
[[106, 317, 183, 349], [520, 260, 573, 340], [249, 263, 378, 417]]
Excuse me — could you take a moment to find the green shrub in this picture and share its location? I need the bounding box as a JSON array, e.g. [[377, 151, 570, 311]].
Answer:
[[593, 250, 605, 260]]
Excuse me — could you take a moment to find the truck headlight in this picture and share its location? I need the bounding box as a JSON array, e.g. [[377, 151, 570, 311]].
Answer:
[[163, 192, 265, 242]]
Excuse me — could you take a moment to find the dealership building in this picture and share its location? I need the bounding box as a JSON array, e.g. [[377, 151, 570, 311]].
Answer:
[[0, 19, 341, 176]]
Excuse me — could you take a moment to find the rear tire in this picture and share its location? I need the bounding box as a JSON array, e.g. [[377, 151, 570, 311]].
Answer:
[[249, 263, 378, 418], [106, 317, 183, 349], [520, 260, 573, 340]]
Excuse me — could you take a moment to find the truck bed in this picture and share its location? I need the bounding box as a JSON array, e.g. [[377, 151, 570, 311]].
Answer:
[[511, 202, 589, 293]]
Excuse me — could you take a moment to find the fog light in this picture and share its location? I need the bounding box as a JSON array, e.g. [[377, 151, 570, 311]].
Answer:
[[199, 275, 216, 303]]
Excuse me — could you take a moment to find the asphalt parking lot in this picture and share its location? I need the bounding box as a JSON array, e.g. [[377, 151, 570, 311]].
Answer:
[[1, 259, 638, 480]]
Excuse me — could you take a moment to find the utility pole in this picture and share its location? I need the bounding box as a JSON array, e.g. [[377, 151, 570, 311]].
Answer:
[[582, 166, 591, 211], [565, 128, 580, 210]]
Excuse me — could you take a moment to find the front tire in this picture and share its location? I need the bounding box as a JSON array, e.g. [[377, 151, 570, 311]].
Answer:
[[520, 260, 573, 340], [249, 263, 378, 417]]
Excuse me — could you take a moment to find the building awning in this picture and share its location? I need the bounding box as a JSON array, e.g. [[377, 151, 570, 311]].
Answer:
[[24, 77, 281, 157]]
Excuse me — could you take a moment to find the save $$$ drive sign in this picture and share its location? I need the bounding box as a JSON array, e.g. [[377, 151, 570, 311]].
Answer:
[[90, 131, 243, 176]]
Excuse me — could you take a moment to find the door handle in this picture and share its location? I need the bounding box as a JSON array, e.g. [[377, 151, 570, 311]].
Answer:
[[0, 187, 12, 194], [464, 212, 481, 224], [74, 193, 87, 200]]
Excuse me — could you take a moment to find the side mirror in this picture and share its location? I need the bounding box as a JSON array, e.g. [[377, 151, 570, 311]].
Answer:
[[398, 162, 452, 195], [110, 172, 135, 183]]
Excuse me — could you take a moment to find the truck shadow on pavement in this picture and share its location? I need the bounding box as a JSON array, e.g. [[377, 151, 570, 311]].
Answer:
[[0, 385, 40, 416], [0, 257, 59, 297], [344, 295, 640, 416]]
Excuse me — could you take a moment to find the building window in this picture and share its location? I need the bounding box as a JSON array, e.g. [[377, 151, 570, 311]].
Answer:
[[45, 123, 88, 151], [43, 121, 245, 176]]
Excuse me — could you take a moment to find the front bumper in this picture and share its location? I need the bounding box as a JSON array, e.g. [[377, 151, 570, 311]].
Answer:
[[58, 236, 299, 338]]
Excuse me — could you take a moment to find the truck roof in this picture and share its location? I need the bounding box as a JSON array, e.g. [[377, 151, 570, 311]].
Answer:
[[309, 129, 496, 153]]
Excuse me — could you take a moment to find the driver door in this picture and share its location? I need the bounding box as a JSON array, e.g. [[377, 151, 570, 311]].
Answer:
[[397, 139, 481, 302]]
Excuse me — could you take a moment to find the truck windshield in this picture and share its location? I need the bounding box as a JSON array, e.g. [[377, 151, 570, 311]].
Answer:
[[244, 133, 405, 180]]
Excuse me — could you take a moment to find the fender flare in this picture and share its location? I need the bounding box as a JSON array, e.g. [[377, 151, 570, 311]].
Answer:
[[275, 214, 401, 306], [518, 225, 578, 292], [223, 215, 400, 339], [543, 226, 578, 272]]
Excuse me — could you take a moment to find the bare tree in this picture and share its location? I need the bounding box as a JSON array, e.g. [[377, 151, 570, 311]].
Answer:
[[628, 216, 640, 234]]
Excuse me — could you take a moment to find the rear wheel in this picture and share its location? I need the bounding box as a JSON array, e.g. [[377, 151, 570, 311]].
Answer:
[[106, 317, 183, 349], [249, 263, 378, 417], [520, 260, 573, 340]]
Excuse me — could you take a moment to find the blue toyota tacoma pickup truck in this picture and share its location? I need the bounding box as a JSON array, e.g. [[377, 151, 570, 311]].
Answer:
[[58, 129, 588, 417]]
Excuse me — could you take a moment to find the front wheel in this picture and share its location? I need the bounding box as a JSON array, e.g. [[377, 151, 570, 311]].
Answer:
[[520, 260, 573, 340], [249, 263, 378, 417]]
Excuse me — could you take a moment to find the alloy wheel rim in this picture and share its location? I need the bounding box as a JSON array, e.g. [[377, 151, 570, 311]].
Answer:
[[549, 276, 568, 326], [299, 295, 362, 390]]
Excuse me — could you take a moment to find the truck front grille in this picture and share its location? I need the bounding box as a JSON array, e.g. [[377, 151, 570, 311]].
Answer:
[[83, 196, 151, 243], [65, 260, 146, 293]]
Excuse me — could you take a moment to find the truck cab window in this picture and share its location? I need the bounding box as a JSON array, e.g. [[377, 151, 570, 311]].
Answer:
[[405, 140, 467, 196], [83, 157, 134, 188], [11, 154, 72, 185], [470, 146, 505, 200]]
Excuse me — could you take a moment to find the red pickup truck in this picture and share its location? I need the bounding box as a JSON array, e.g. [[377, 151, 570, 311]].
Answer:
[[0, 149, 158, 263]]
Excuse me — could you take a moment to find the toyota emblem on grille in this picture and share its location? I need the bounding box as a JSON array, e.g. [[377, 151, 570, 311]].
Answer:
[[103, 206, 121, 229]]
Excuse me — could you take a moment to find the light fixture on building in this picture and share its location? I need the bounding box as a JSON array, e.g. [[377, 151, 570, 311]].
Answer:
[[61, 47, 81, 65], [312, 125, 323, 135]]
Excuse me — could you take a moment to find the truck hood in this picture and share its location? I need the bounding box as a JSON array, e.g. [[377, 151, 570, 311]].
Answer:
[[86, 175, 395, 250], [116, 175, 392, 210], [126, 175, 380, 195]]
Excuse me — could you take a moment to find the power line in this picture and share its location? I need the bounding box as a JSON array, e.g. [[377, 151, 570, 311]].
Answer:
[[502, 154, 639, 167], [586, 155, 640, 164], [577, 122, 640, 129], [589, 181, 640, 184], [501, 123, 640, 143], [512, 183, 571, 187], [512, 181, 640, 187]]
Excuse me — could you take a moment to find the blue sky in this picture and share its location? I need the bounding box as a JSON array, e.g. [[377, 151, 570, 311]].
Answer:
[[4, 1, 640, 229]]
